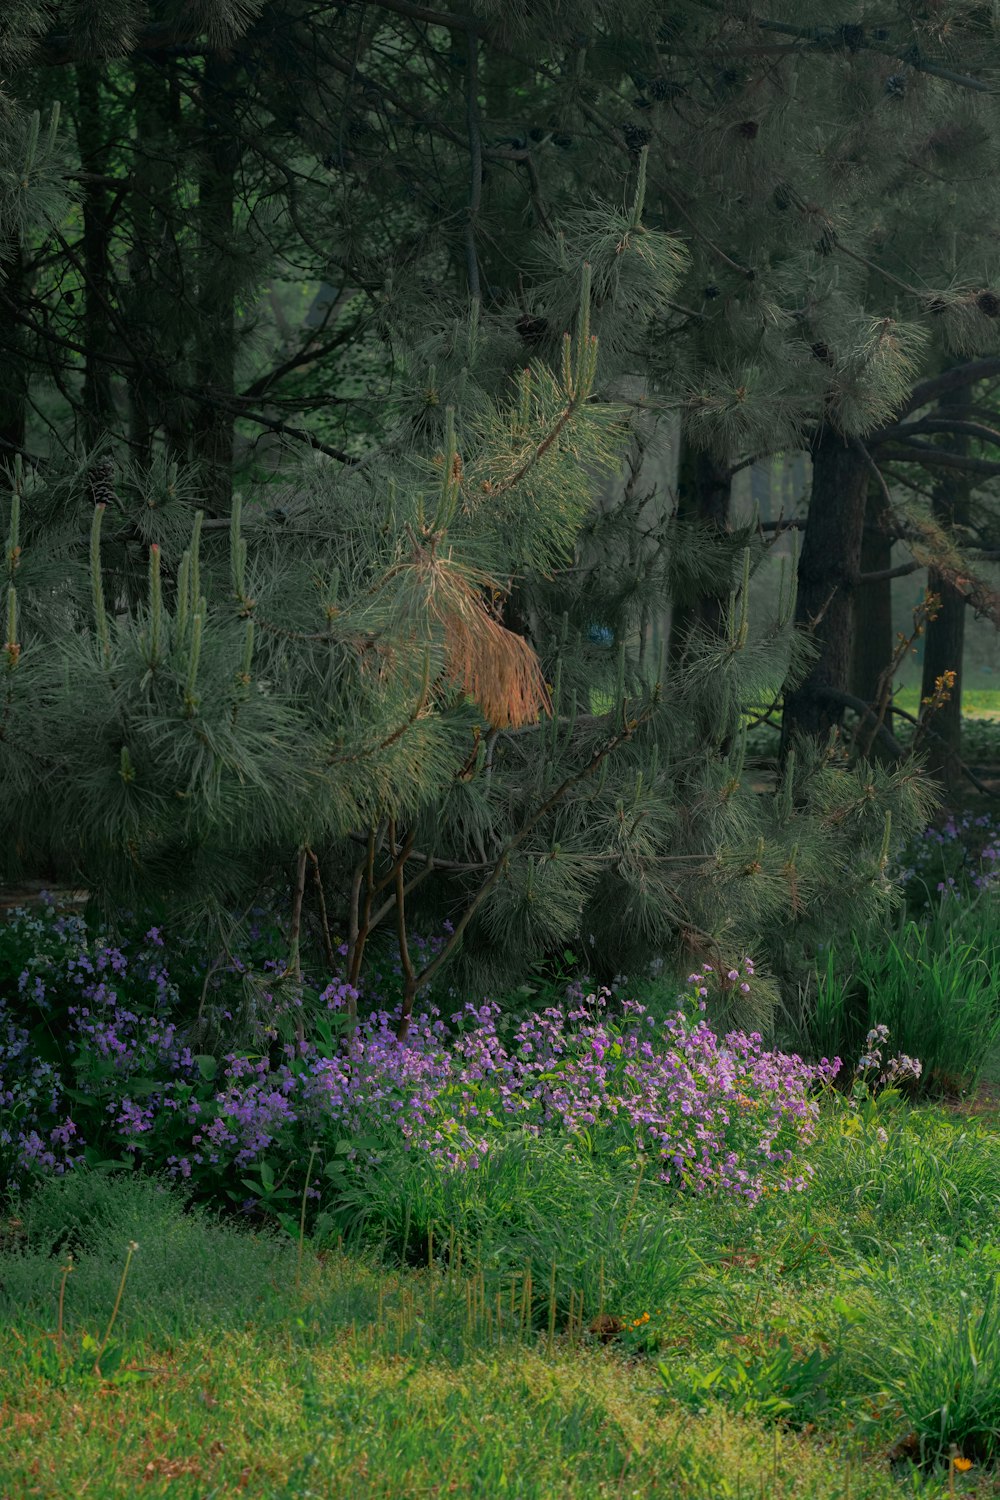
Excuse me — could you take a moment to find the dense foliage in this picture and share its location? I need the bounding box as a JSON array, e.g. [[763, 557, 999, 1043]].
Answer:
[[6, 0, 990, 1023]]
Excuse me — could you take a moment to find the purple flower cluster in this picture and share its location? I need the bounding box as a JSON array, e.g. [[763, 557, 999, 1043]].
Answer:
[[427, 986, 840, 1200], [893, 812, 1000, 905], [0, 902, 841, 1206]]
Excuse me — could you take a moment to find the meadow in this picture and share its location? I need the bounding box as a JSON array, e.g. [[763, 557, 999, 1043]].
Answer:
[[2, 1089, 999, 1499], [2, 807, 1000, 1499]]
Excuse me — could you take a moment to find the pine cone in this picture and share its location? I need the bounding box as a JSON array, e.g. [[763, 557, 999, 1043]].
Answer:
[[649, 78, 678, 102], [736, 120, 759, 140], [977, 290, 1000, 317], [811, 341, 833, 364], [516, 314, 548, 347], [87, 456, 117, 509], [622, 123, 651, 154], [885, 73, 906, 98]]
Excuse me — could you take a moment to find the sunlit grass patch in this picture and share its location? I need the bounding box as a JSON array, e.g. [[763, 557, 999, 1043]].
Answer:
[[2, 1101, 1000, 1498]]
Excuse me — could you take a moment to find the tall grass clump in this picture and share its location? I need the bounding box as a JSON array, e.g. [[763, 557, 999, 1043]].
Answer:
[[804, 921, 1000, 1095]]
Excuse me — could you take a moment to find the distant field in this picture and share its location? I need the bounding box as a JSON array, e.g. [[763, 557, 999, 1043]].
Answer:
[[894, 688, 1000, 720]]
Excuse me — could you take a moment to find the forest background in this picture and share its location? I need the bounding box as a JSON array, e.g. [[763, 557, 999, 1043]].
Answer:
[[5, 0, 1000, 1036]]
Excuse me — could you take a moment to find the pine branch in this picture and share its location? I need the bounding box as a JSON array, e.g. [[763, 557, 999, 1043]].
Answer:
[[882, 699, 998, 799], [878, 440, 1000, 477], [209, 397, 360, 465], [572, 98, 755, 281], [365, 0, 480, 25], [688, 7, 997, 95], [809, 687, 906, 757], [874, 417, 1000, 448], [0, 284, 360, 465], [850, 436, 894, 514], [395, 700, 656, 1039], [891, 359, 1000, 422], [38, 22, 203, 67], [859, 552, 1000, 585], [241, 322, 368, 400]]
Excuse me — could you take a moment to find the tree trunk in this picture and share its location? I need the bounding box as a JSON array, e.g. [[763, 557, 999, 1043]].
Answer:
[[667, 440, 732, 666], [75, 65, 116, 447], [781, 428, 869, 748], [193, 53, 240, 512], [129, 48, 189, 465], [921, 383, 971, 791], [850, 484, 894, 707], [0, 247, 28, 470]]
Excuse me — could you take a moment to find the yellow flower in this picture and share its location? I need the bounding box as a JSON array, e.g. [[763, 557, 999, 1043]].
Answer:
[[953, 1456, 973, 1473]]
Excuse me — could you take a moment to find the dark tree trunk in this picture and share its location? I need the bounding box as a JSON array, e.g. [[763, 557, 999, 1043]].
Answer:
[[781, 427, 869, 748], [75, 65, 116, 447], [193, 53, 240, 512], [667, 440, 732, 666], [921, 383, 971, 791], [850, 484, 894, 707], [129, 53, 186, 464], [0, 247, 28, 471]]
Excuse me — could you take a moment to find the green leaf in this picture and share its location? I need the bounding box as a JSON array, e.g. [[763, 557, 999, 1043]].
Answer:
[[97, 1343, 124, 1377], [123, 1076, 159, 1098], [351, 1135, 382, 1154], [195, 1054, 218, 1082], [82, 1147, 128, 1172]]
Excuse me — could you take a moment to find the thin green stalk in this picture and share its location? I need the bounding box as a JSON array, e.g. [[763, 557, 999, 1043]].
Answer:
[[547, 1258, 557, 1355], [92, 1242, 138, 1377], [184, 606, 204, 713], [90, 504, 111, 664], [189, 510, 204, 617], [147, 544, 162, 665], [5, 586, 18, 669], [296, 1142, 319, 1290], [56, 1253, 73, 1367]]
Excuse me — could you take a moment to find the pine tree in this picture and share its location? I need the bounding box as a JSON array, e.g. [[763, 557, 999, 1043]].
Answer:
[[0, 1, 949, 1037]]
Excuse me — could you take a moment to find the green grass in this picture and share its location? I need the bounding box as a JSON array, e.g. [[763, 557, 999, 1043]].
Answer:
[[801, 916, 1000, 1090], [893, 688, 1000, 721], [2, 1098, 1000, 1498]]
